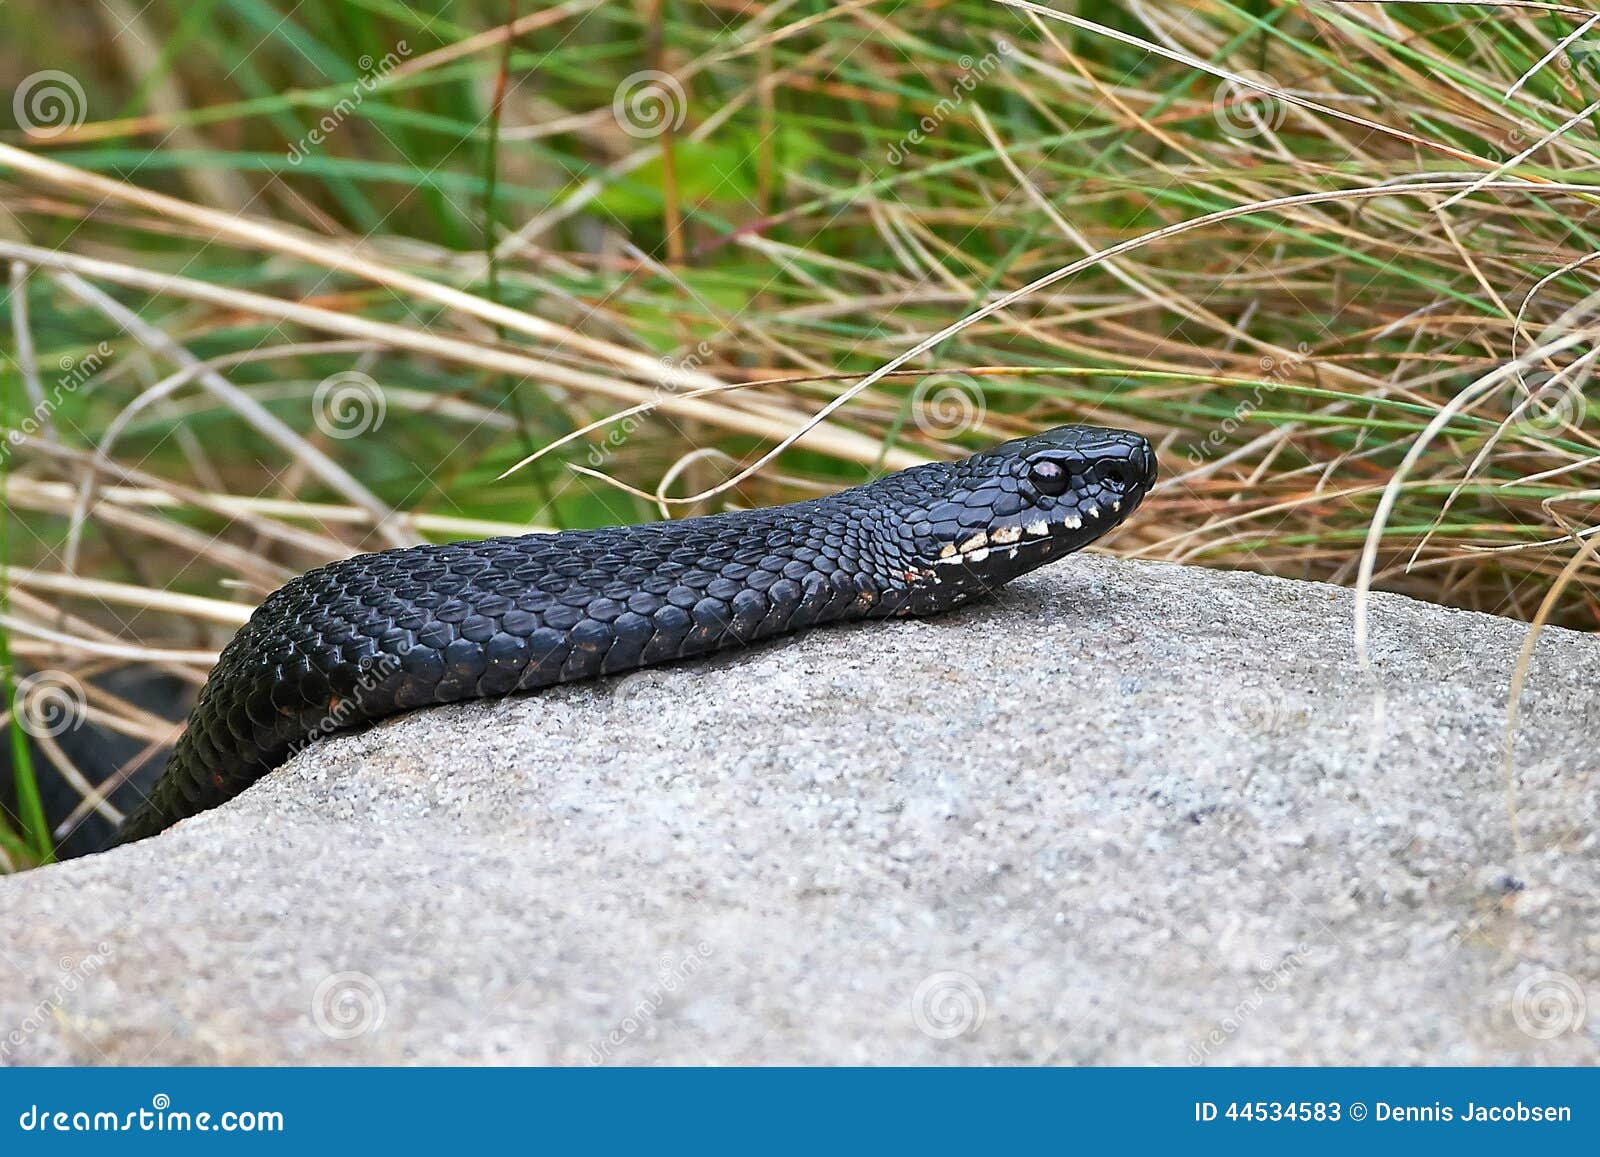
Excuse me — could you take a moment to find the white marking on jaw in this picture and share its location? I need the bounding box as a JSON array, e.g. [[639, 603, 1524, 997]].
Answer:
[[1083, 505, 1098, 521], [1062, 514, 1083, 530], [1025, 521, 1048, 537], [1111, 499, 1121, 512], [936, 524, 1034, 568]]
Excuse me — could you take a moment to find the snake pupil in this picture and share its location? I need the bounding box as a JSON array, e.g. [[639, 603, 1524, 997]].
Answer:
[[1028, 460, 1069, 495]]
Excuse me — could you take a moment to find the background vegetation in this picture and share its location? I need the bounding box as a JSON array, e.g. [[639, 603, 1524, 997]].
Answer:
[[3, 0, 1599, 865]]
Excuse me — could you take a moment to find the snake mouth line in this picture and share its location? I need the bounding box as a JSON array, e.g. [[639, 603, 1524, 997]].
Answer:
[[935, 523, 1053, 566], [932, 495, 1137, 567]]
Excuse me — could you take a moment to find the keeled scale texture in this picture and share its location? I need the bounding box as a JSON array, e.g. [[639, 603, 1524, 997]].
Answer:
[[119, 475, 935, 842], [118, 426, 1156, 843]]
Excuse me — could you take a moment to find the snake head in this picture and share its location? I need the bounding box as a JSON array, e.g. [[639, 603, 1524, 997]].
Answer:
[[881, 424, 1157, 612]]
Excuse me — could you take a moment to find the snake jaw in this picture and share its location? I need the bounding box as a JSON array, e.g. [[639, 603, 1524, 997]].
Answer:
[[892, 424, 1156, 612]]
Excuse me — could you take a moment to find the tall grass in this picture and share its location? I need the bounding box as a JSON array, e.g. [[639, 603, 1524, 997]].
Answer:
[[2, 0, 1599, 863]]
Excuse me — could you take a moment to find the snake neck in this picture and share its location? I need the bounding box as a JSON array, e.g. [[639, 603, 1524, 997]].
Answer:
[[116, 490, 929, 844]]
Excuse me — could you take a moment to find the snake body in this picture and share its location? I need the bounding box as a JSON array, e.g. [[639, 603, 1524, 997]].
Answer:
[[117, 425, 1155, 845]]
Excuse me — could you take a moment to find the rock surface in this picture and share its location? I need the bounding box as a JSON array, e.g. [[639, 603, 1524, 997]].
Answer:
[[2, 557, 1597, 1065]]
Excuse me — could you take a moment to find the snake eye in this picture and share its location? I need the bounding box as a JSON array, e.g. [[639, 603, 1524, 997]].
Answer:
[[1028, 459, 1070, 496]]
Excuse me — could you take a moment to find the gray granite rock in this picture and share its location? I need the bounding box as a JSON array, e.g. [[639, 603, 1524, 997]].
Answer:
[[2, 557, 1596, 1064]]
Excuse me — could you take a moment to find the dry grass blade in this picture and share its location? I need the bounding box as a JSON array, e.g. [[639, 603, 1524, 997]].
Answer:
[[7, 0, 1600, 865]]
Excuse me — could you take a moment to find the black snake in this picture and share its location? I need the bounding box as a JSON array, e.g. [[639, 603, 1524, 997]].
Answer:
[[117, 424, 1156, 845]]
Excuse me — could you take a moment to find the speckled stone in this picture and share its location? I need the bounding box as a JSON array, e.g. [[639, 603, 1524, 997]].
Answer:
[[2, 557, 1597, 1064]]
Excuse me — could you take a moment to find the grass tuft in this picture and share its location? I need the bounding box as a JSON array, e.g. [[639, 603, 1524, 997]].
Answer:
[[4, 0, 1600, 857]]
